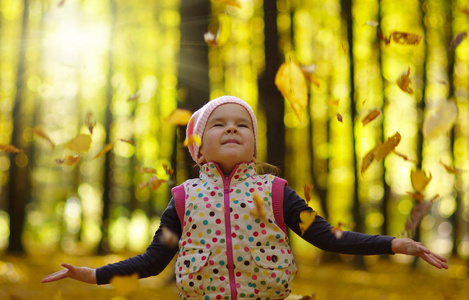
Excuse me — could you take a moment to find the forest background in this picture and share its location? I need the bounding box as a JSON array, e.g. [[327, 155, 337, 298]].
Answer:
[[1, 0, 469, 299]]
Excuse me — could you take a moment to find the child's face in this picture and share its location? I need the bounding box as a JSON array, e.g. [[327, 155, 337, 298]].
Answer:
[[198, 103, 255, 175]]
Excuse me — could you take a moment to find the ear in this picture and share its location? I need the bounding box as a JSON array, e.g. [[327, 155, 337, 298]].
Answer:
[[196, 152, 205, 165]]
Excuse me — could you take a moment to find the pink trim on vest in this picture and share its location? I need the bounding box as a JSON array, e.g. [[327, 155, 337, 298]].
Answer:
[[172, 184, 186, 233], [272, 177, 287, 235]]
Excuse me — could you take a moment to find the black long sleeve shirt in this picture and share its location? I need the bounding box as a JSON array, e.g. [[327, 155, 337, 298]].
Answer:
[[96, 186, 394, 284]]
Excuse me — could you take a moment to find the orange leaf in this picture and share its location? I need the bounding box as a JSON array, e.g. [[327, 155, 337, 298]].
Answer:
[[327, 99, 340, 106], [184, 134, 201, 147], [304, 183, 314, 203], [93, 143, 113, 159], [331, 222, 355, 239], [361, 109, 380, 126], [410, 169, 432, 192], [378, 29, 391, 45], [136, 166, 156, 174], [64, 134, 92, 152], [0, 144, 23, 153], [397, 67, 413, 94], [119, 139, 137, 146], [361, 148, 376, 174], [55, 155, 80, 166], [204, 15, 231, 46], [406, 192, 424, 203], [375, 132, 401, 162], [300, 64, 320, 87], [250, 193, 267, 219], [165, 109, 192, 126], [391, 31, 422, 45], [440, 160, 466, 175], [34, 128, 55, 149], [138, 175, 168, 191], [393, 150, 417, 164], [299, 210, 317, 236], [448, 32, 467, 51], [275, 60, 308, 121], [163, 163, 174, 177], [459, 7, 469, 16], [85, 111, 96, 134]]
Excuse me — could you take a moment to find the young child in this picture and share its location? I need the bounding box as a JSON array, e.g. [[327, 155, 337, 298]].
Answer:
[[42, 96, 448, 299]]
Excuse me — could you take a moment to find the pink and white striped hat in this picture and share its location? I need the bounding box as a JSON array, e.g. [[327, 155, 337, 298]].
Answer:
[[186, 95, 258, 163]]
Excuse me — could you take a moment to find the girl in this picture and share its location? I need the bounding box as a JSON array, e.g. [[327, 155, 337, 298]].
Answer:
[[42, 96, 448, 299]]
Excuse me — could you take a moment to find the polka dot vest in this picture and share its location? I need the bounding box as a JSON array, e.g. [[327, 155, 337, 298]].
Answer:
[[173, 162, 297, 300]]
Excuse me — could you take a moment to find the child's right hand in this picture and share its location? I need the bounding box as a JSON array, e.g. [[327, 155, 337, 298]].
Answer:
[[41, 263, 97, 284]]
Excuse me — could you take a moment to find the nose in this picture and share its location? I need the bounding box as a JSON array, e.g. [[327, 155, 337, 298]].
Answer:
[[225, 126, 238, 134]]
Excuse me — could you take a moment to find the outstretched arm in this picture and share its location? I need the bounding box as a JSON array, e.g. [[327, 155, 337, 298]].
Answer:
[[391, 238, 448, 269], [41, 263, 96, 284]]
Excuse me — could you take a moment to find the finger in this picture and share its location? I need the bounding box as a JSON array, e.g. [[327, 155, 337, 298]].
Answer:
[[41, 269, 69, 283], [421, 253, 442, 269], [61, 263, 75, 270]]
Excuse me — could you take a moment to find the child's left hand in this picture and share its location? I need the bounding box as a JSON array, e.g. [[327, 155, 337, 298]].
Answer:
[[391, 238, 448, 269]]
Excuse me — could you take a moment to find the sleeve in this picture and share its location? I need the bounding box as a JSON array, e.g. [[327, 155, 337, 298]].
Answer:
[[283, 186, 395, 255], [95, 197, 181, 285]]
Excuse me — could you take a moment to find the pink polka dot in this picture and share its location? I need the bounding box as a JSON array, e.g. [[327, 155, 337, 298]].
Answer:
[[232, 233, 237, 238], [260, 223, 265, 228], [188, 274, 193, 279], [236, 283, 241, 288], [216, 230, 221, 235], [253, 232, 259, 237], [206, 203, 212, 208], [252, 275, 257, 280], [203, 197, 209, 201], [271, 273, 276, 278], [209, 260, 215, 265], [249, 188, 255, 193], [258, 187, 263, 191], [220, 287, 225, 292], [256, 182, 262, 185], [234, 225, 240, 231], [206, 244, 211, 249], [186, 232, 191, 237], [202, 256, 206, 260], [244, 247, 250, 252], [261, 230, 267, 235], [234, 214, 239, 219], [216, 219, 221, 224]]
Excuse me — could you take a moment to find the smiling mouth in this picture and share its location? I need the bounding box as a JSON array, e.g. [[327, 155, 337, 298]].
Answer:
[[223, 139, 240, 145]]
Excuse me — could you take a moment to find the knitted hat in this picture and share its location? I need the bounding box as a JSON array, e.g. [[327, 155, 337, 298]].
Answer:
[[186, 95, 258, 163]]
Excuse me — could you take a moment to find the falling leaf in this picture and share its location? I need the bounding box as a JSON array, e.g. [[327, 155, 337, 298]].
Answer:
[[378, 29, 391, 45], [93, 143, 113, 159], [127, 92, 140, 102], [136, 166, 156, 174], [406, 192, 425, 202], [331, 223, 344, 239], [396, 67, 413, 94], [304, 183, 314, 203], [204, 14, 231, 46], [361, 148, 377, 174], [212, 0, 241, 8], [375, 132, 401, 162], [250, 194, 267, 219], [160, 226, 179, 248], [55, 155, 81, 166], [34, 128, 55, 149], [361, 109, 380, 126], [165, 109, 192, 126], [184, 134, 201, 147], [275, 60, 308, 121], [411, 169, 432, 192], [392, 150, 417, 163], [422, 101, 458, 138], [163, 163, 174, 177], [138, 175, 168, 191], [300, 64, 320, 87], [390, 31, 422, 45], [119, 138, 137, 146], [0, 144, 23, 153], [57, 0, 65, 7], [459, 6, 469, 16], [405, 195, 438, 237], [336, 113, 343, 122], [85, 111, 96, 134], [64, 134, 92, 152], [365, 20, 379, 27], [440, 160, 466, 175], [299, 210, 317, 236], [448, 32, 467, 51], [327, 99, 340, 106], [110, 273, 139, 297]]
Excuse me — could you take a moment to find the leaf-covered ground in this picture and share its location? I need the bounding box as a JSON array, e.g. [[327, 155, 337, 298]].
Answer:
[[1, 253, 467, 300]]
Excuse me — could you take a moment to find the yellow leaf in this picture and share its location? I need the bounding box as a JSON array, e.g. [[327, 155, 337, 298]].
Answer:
[[204, 15, 231, 46], [138, 175, 168, 191], [184, 134, 201, 147], [299, 210, 317, 236], [165, 109, 192, 126], [34, 127, 55, 149], [93, 143, 113, 159], [396, 67, 413, 94], [327, 99, 340, 106], [136, 166, 156, 174], [275, 60, 308, 121], [110, 273, 139, 297], [250, 193, 267, 219], [0, 144, 24, 153], [55, 155, 81, 166], [411, 169, 432, 192], [422, 101, 458, 138], [361, 148, 376, 174], [303, 183, 314, 203], [375, 132, 401, 162], [64, 134, 91, 152], [361, 109, 380, 126]]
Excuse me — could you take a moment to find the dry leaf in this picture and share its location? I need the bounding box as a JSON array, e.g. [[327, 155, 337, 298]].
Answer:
[[93, 143, 113, 159], [299, 210, 317, 236], [361, 109, 380, 126], [422, 101, 458, 138], [163, 163, 174, 177], [204, 15, 231, 46], [136, 166, 156, 174], [138, 175, 168, 191], [57, 0, 65, 7], [304, 183, 314, 203], [212, 0, 241, 8], [405, 195, 438, 237], [448, 32, 467, 51], [391, 31, 422, 45], [411, 169, 432, 192], [34, 128, 55, 149], [378, 29, 391, 45], [110, 273, 139, 296], [160, 226, 179, 248], [331, 222, 355, 239], [55, 155, 80, 166], [327, 99, 340, 106], [64, 134, 91, 152], [336, 113, 343, 122], [397, 67, 413, 94], [184, 134, 201, 147], [365, 20, 379, 27], [0, 144, 24, 153], [250, 194, 267, 219], [440, 160, 466, 175], [165, 109, 192, 126], [406, 192, 425, 202], [127, 92, 140, 102], [85, 111, 96, 135], [459, 7, 469, 16], [119, 138, 136, 146], [361, 148, 377, 174], [375, 132, 401, 162], [275, 60, 308, 121], [392, 150, 417, 163], [300, 64, 320, 87]]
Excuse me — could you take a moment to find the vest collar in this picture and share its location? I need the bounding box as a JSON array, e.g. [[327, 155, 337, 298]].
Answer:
[[199, 162, 257, 185]]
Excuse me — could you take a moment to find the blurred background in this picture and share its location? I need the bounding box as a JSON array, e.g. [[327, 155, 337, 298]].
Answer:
[[0, 0, 469, 298]]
